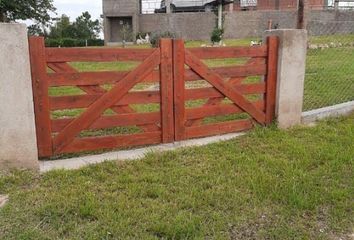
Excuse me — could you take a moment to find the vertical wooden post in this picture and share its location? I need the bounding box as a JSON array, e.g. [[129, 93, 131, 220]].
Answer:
[[160, 38, 175, 143], [265, 36, 279, 124], [173, 39, 186, 141], [28, 37, 53, 157]]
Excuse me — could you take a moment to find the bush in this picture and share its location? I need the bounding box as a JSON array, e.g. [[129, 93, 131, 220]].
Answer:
[[150, 31, 176, 48], [211, 28, 224, 44], [87, 39, 104, 46], [45, 38, 105, 47], [45, 38, 62, 47]]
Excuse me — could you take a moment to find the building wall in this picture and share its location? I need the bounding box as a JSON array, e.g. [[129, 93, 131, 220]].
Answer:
[[228, 0, 326, 11], [103, 0, 139, 16], [102, 0, 354, 42], [139, 12, 216, 40], [224, 10, 298, 38]]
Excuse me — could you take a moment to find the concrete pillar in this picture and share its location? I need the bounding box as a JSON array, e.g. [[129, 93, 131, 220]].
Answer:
[[264, 29, 308, 129], [166, 0, 172, 13], [0, 23, 39, 171], [103, 17, 112, 45], [218, 4, 223, 29]]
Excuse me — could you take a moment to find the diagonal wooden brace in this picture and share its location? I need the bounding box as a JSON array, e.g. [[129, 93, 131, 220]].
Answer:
[[185, 50, 266, 124], [53, 49, 161, 153]]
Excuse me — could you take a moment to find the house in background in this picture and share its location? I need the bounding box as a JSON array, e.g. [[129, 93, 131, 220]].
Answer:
[[226, 0, 328, 11], [102, 0, 352, 45]]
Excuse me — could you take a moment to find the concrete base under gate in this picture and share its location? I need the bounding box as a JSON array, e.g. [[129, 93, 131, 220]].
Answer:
[[40, 132, 245, 172]]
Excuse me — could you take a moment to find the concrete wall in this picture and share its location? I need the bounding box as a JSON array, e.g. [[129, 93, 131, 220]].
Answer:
[[103, 1, 354, 42], [0, 23, 39, 171], [224, 10, 298, 39], [139, 12, 216, 40], [103, 0, 140, 16]]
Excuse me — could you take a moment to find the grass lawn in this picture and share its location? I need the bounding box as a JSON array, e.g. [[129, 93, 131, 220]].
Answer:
[[1, 114, 353, 239]]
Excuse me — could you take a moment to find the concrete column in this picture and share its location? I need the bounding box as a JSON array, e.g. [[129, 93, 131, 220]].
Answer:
[[264, 29, 308, 129], [166, 0, 172, 14], [103, 17, 112, 45], [0, 23, 39, 171]]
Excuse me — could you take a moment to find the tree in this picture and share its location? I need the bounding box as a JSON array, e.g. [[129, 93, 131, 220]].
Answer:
[[73, 12, 101, 39], [48, 12, 101, 40], [0, 0, 56, 23], [48, 14, 76, 39]]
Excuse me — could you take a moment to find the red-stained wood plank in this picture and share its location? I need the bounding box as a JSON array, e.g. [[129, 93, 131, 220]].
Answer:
[[28, 37, 53, 157], [50, 91, 161, 110], [265, 36, 279, 124], [58, 132, 162, 154], [48, 70, 160, 86], [160, 39, 175, 143], [173, 39, 186, 141], [185, 120, 253, 139], [186, 101, 265, 120], [48, 62, 160, 133], [185, 50, 266, 124], [52, 49, 161, 153], [188, 46, 268, 59], [52, 112, 161, 132], [186, 57, 266, 127], [50, 84, 264, 111], [184, 63, 267, 81], [46, 48, 155, 62], [48, 62, 106, 95]]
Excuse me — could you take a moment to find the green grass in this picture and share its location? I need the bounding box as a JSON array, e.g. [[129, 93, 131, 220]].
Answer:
[[1, 114, 353, 239], [304, 47, 354, 110]]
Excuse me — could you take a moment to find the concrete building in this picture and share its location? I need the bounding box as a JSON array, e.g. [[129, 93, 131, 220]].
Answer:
[[102, 0, 353, 44]]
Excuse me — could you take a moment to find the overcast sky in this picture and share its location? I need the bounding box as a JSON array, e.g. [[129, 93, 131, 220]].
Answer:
[[53, 0, 102, 20]]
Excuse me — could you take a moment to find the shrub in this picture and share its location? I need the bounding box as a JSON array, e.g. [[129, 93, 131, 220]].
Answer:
[[150, 31, 176, 48], [45, 38, 105, 47], [87, 39, 104, 46], [211, 28, 224, 44], [45, 38, 61, 47]]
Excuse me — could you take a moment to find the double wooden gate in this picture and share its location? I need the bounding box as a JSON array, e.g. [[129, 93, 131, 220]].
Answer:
[[29, 37, 278, 158]]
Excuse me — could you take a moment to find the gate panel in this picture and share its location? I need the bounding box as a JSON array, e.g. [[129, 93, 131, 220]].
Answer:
[[29, 37, 173, 158], [29, 37, 278, 158], [173, 36, 279, 141]]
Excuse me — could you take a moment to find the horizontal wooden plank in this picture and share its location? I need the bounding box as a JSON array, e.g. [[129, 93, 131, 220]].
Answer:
[[52, 112, 161, 132], [185, 119, 253, 139], [50, 91, 160, 110], [186, 101, 264, 120], [46, 48, 155, 62], [48, 70, 160, 86], [185, 64, 267, 81], [185, 83, 266, 100], [58, 131, 162, 154], [188, 46, 268, 59]]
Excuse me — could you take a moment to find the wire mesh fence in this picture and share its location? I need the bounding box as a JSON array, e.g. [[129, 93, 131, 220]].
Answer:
[[304, 19, 354, 111]]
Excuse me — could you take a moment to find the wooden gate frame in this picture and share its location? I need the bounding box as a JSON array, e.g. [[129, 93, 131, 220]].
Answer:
[[173, 36, 279, 141], [29, 37, 278, 158], [29, 38, 175, 157]]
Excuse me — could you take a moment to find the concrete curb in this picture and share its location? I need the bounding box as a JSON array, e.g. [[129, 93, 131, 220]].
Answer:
[[302, 101, 354, 124], [40, 132, 246, 173]]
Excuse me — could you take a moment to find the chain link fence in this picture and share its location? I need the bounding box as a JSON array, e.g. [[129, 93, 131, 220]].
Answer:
[[304, 19, 354, 111]]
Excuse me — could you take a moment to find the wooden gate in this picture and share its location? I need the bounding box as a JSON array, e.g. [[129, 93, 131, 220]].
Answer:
[[173, 37, 279, 140], [29, 37, 278, 158]]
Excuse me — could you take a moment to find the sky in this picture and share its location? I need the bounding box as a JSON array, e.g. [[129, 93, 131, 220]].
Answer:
[[52, 0, 103, 21]]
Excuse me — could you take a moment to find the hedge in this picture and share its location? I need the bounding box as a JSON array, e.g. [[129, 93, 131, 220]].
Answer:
[[45, 38, 105, 47]]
